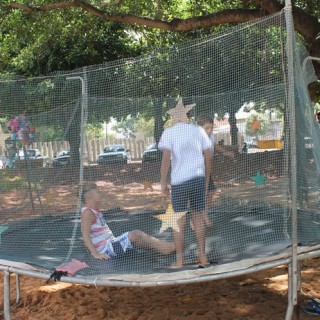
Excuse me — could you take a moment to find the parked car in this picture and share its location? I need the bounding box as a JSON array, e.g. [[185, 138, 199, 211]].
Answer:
[[56, 150, 70, 157], [142, 143, 162, 163], [18, 148, 50, 167], [0, 155, 8, 169], [52, 150, 71, 167], [97, 145, 130, 164]]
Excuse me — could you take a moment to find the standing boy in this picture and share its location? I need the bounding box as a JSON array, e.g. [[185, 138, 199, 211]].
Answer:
[[158, 99, 212, 267]]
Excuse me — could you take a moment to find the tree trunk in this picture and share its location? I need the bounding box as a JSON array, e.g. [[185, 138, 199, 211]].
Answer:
[[65, 123, 81, 165], [229, 111, 238, 146], [63, 103, 81, 166]]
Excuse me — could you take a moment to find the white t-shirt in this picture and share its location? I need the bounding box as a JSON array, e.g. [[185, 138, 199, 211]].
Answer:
[[159, 122, 212, 185]]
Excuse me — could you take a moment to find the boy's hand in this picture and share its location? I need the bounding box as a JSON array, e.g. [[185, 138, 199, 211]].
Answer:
[[92, 252, 110, 260], [160, 180, 170, 197]]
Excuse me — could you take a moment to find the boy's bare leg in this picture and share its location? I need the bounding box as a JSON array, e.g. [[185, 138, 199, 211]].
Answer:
[[191, 212, 208, 266], [171, 214, 186, 268], [204, 191, 213, 228], [203, 212, 212, 227], [129, 230, 175, 255]]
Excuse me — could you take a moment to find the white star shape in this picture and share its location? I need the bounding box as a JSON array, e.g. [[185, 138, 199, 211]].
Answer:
[[155, 203, 186, 232], [167, 97, 196, 123]]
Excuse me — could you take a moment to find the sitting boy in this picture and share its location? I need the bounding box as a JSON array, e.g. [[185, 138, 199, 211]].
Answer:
[[81, 188, 175, 260]]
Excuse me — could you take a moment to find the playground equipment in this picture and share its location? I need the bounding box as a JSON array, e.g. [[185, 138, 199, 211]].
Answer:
[[1, 4, 320, 319]]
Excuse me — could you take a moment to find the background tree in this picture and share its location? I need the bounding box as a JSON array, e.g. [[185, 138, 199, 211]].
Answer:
[[1, 1, 319, 94], [86, 123, 105, 139], [1, 1, 319, 84], [134, 117, 155, 138], [111, 116, 137, 138]]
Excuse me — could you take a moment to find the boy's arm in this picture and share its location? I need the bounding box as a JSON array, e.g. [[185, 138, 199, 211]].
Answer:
[[81, 210, 110, 260], [160, 149, 171, 197], [203, 148, 212, 194]]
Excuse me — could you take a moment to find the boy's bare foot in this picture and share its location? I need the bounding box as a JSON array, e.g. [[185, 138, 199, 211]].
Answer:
[[169, 262, 184, 269], [198, 256, 208, 267]]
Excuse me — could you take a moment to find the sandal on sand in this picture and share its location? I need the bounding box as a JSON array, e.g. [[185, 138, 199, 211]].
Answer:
[[301, 298, 320, 315]]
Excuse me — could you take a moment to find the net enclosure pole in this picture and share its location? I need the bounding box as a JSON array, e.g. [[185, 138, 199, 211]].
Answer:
[[65, 73, 88, 261], [65, 74, 87, 205], [3, 269, 11, 320], [284, 1, 298, 319]]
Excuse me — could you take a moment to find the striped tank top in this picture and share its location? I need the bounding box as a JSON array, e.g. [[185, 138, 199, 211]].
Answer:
[[81, 207, 115, 253]]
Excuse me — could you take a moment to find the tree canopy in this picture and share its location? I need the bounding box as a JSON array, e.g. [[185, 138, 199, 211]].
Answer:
[[1, 1, 319, 85]]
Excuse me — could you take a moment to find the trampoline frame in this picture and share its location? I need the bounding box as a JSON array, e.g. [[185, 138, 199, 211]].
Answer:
[[2, 247, 320, 320]]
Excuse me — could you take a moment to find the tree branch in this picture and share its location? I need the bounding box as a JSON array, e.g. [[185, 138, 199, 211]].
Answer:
[[258, 0, 320, 44], [4, 1, 263, 31], [115, 9, 263, 31], [258, 0, 282, 14], [4, 1, 320, 58]]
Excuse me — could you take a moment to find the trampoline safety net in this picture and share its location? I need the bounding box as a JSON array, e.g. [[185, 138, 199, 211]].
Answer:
[[0, 11, 319, 282]]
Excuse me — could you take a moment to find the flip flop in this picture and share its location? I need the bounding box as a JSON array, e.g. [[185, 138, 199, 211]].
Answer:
[[301, 298, 320, 315]]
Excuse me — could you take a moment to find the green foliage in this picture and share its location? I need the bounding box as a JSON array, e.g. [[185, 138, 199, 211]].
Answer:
[[111, 116, 138, 138], [294, 0, 320, 16], [0, 8, 142, 76], [134, 116, 154, 138], [86, 123, 104, 139], [0, 117, 9, 133], [35, 125, 64, 142], [0, 171, 30, 191], [110, 114, 156, 138]]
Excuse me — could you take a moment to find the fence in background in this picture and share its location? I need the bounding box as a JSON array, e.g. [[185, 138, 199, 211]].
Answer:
[[0, 132, 235, 161], [24, 137, 154, 162]]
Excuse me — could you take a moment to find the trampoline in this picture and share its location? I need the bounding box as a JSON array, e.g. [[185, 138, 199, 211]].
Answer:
[[1, 203, 318, 280]]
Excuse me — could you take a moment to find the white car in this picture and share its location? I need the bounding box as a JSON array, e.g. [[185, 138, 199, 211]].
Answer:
[[142, 143, 162, 163], [97, 144, 130, 164], [18, 149, 50, 167], [52, 150, 71, 167]]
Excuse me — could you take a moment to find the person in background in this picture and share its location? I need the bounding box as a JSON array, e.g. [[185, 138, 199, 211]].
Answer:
[[196, 114, 216, 228]]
